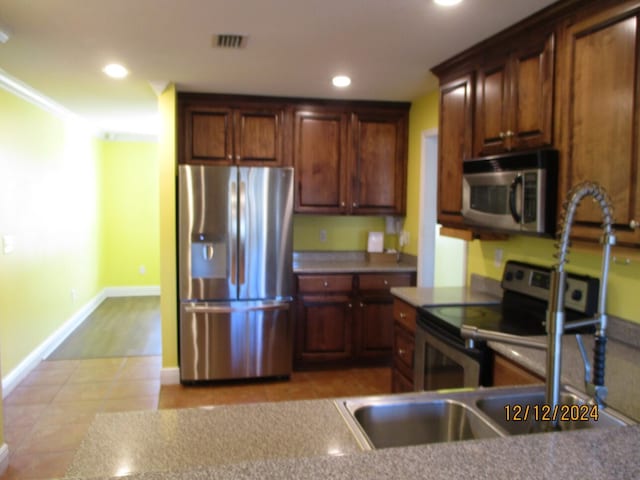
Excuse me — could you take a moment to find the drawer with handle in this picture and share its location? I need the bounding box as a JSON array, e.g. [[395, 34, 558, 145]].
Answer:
[[393, 298, 417, 333], [297, 274, 354, 294]]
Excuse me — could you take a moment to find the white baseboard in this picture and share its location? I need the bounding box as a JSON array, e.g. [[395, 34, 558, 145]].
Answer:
[[2, 290, 106, 397], [1, 285, 160, 398], [0, 443, 8, 477], [161, 367, 180, 385], [103, 285, 161, 297]]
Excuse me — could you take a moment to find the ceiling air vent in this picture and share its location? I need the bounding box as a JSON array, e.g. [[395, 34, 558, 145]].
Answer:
[[214, 34, 247, 49]]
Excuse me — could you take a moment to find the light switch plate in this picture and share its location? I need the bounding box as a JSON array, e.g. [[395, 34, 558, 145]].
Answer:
[[2, 235, 15, 254]]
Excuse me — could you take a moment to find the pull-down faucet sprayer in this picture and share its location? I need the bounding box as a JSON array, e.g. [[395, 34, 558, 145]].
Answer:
[[548, 181, 615, 410]]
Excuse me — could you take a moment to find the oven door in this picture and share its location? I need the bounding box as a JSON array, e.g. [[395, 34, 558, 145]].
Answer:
[[414, 320, 490, 391]]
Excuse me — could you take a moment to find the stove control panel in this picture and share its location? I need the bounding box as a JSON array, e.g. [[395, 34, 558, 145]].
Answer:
[[501, 261, 599, 316]]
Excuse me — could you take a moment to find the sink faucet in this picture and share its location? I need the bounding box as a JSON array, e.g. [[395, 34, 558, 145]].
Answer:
[[461, 181, 615, 428]]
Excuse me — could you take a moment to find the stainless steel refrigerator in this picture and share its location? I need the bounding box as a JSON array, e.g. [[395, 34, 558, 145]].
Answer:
[[178, 165, 294, 382]]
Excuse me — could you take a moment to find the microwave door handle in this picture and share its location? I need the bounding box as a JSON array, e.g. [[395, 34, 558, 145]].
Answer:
[[509, 174, 523, 224]]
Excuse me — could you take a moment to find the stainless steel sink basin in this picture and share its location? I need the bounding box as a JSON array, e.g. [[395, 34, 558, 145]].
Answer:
[[335, 385, 636, 450], [476, 390, 631, 435], [336, 392, 503, 449]]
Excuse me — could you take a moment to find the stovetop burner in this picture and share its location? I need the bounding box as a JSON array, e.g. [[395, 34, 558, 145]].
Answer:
[[417, 260, 599, 342]]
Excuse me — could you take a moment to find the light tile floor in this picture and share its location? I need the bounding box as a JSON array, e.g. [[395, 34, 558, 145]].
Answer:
[[1, 357, 390, 479]]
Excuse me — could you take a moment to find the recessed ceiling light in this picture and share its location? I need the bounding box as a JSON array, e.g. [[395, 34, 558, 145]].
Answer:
[[103, 63, 128, 79], [332, 75, 351, 88], [434, 0, 463, 6]]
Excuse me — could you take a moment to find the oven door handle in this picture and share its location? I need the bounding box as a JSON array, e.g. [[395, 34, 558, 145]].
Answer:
[[509, 174, 523, 224]]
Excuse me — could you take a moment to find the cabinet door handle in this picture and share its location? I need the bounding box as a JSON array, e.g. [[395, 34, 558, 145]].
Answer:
[[506, 130, 514, 137], [341, 201, 345, 207], [323, 281, 329, 288], [227, 154, 232, 160], [399, 312, 406, 319], [499, 132, 506, 139], [359, 302, 364, 308], [383, 279, 389, 286], [353, 202, 358, 208], [348, 303, 353, 309], [630, 219, 639, 230], [398, 348, 406, 356]]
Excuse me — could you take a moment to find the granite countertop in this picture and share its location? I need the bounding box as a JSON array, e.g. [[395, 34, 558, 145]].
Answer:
[[66, 404, 640, 480], [293, 251, 417, 274], [490, 335, 640, 422], [390, 286, 500, 308], [66, 400, 362, 478]]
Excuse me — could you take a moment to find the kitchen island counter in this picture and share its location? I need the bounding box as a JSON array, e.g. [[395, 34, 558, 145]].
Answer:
[[65, 400, 640, 480]]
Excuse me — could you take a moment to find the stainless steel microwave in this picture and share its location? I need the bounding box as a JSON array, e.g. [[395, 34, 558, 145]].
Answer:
[[461, 149, 558, 235]]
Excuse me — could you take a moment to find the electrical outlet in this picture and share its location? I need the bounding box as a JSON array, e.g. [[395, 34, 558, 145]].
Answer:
[[139, 265, 146, 275], [494, 248, 503, 267], [319, 229, 327, 243], [70, 288, 77, 303]]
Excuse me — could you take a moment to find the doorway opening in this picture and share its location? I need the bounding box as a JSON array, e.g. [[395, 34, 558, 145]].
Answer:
[[417, 129, 467, 287]]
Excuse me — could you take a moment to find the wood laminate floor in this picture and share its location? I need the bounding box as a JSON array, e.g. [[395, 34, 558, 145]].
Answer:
[[47, 296, 161, 360]]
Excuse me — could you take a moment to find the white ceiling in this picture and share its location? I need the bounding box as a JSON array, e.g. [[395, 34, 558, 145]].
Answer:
[[0, 0, 557, 137]]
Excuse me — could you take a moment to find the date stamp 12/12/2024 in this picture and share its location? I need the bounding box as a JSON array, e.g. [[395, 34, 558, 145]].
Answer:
[[505, 404, 599, 422]]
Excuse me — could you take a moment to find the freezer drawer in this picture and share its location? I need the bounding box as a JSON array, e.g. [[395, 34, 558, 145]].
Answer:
[[179, 301, 293, 382]]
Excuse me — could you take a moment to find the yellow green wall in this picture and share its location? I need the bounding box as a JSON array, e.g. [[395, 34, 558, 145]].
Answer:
[[98, 140, 160, 286], [158, 85, 178, 369], [468, 237, 640, 323], [404, 90, 440, 256], [293, 215, 389, 251], [0, 88, 102, 376]]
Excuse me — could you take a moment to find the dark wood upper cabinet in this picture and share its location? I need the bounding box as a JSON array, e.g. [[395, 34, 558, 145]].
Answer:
[[474, 32, 554, 156], [556, 2, 640, 245], [178, 94, 287, 166], [293, 107, 349, 214], [178, 93, 409, 216], [293, 103, 409, 215], [349, 110, 408, 215], [437, 74, 474, 227]]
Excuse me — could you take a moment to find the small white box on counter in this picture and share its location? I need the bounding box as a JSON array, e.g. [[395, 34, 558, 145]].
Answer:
[[367, 231, 384, 253]]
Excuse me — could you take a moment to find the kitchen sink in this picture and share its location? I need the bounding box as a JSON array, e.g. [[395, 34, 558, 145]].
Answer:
[[335, 385, 636, 450], [476, 390, 631, 435], [336, 392, 503, 449]]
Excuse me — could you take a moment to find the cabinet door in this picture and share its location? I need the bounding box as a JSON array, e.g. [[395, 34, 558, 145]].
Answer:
[[234, 108, 285, 165], [475, 33, 554, 155], [349, 111, 408, 215], [475, 58, 510, 155], [558, 5, 640, 245], [183, 107, 234, 165], [438, 74, 474, 227], [353, 296, 394, 361], [294, 109, 349, 213], [509, 33, 554, 151], [295, 295, 353, 363]]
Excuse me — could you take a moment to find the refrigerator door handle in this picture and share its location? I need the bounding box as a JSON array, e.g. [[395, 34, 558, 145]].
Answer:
[[184, 302, 290, 314], [202, 243, 214, 261], [238, 180, 246, 286], [230, 179, 238, 286]]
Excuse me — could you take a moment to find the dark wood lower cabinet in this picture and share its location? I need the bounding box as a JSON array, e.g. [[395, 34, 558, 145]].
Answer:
[[295, 295, 353, 364], [294, 272, 415, 369]]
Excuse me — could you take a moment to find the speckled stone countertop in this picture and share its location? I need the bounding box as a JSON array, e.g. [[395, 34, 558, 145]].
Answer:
[[490, 334, 640, 422], [66, 400, 362, 478], [390, 286, 500, 308], [67, 424, 640, 480], [293, 251, 417, 274]]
